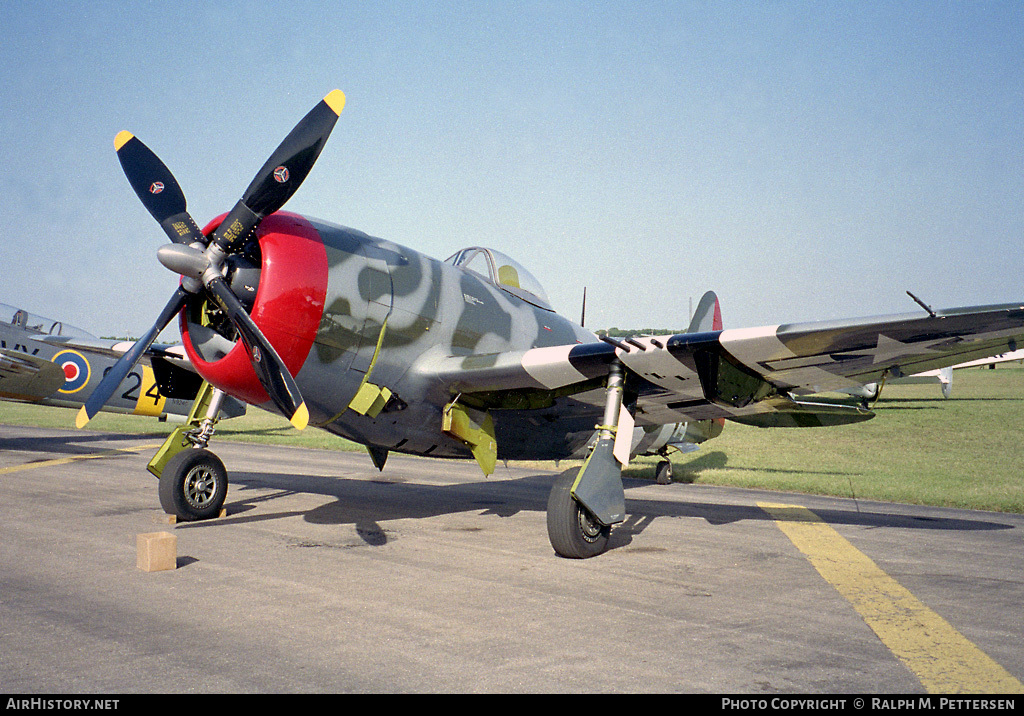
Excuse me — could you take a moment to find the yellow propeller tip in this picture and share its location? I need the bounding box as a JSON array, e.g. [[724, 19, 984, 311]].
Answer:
[[323, 90, 346, 116], [290, 403, 310, 431], [114, 130, 134, 151], [75, 406, 91, 429]]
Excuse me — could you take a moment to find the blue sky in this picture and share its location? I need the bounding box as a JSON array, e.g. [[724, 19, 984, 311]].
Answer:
[[2, 1, 1022, 339]]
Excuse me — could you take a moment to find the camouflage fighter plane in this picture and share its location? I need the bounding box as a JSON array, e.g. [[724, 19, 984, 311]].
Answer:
[[0, 301, 209, 420], [79, 90, 1024, 558]]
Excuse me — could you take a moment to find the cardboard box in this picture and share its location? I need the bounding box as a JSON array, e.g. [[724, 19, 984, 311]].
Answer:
[[137, 531, 177, 572]]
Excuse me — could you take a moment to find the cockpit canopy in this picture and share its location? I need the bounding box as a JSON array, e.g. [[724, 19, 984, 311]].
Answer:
[[445, 247, 552, 310], [1, 303, 93, 339]]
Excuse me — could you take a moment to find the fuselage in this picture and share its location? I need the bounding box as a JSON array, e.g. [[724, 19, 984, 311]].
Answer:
[[180, 212, 605, 461], [306, 217, 599, 459]]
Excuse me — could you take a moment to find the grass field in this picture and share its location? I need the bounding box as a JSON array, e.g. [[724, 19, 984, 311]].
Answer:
[[3, 365, 1022, 513]]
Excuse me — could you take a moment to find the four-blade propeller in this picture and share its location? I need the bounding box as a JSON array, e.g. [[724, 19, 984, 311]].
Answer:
[[77, 90, 345, 430]]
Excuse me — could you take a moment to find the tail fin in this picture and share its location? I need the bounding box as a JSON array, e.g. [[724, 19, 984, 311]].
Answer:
[[686, 291, 722, 333]]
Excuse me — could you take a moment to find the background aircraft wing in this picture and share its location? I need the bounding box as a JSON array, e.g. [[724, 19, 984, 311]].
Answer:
[[427, 301, 1024, 427], [0, 348, 68, 400]]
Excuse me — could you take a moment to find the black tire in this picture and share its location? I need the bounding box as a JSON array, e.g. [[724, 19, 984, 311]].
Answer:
[[158, 448, 227, 521], [546, 468, 611, 559], [654, 459, 673, 485]]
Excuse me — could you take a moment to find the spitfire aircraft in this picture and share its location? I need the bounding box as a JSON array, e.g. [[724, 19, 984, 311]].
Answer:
[[79, 89, 1024, 558], [0, 301, 220, 420]]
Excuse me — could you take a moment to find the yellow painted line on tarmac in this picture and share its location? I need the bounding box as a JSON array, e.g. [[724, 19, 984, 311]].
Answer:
[[0, 444, 163, 476], [759, 502, 1024, 695]]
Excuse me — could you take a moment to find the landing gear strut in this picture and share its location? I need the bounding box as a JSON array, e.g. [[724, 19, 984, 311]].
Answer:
[[149, 382, 230, 521], [546, 360, 630, 559]]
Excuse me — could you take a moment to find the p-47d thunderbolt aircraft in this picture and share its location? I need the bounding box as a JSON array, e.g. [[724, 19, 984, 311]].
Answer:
[[80, 90, 1024, 558], [0, 301, 206, 420]]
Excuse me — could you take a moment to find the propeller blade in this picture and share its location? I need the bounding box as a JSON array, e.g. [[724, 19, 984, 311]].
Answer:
[[114, 132, 206, 246], [211, 89, 346, 252], [76, 287, 189, 428], [205, 277, 308, 430]]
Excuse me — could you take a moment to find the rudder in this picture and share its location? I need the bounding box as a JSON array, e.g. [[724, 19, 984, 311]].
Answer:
[[687, 291, 722, 333]]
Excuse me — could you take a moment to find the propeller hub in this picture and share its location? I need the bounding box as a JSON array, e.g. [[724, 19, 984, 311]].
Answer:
[[157, 244, 210, 281]]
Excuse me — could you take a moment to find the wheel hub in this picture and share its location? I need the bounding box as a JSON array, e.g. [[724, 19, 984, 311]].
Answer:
[[183, 466, 218, 509], [577, 506, 605, 543]]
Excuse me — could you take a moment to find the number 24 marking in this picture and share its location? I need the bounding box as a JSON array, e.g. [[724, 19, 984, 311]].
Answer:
[[100, 368, 160, 405]]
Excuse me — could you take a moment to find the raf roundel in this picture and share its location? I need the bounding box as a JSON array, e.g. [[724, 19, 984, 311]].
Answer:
[[52, 350, 91, 394]]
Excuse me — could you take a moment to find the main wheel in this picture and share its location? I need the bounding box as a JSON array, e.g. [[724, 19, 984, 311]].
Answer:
[[158, 448, 228, 521], [546, 468, 611, 559]]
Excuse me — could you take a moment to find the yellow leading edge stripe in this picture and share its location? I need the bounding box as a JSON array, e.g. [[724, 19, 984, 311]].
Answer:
[[760, 502, 1023, 694]]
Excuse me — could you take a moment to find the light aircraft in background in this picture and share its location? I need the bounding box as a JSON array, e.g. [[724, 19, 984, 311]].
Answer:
[[78, 89, 1024, 558], [843, 349, 1024, 402], [0, 301, 231, 421]]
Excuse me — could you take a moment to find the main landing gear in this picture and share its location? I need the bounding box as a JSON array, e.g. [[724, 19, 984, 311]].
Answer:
[[546, 467, 611, 559], [158, 448, 227, 521], [148, 382, 230, 522], [151, 367, 637, 559], [546, 360, 631, 559]]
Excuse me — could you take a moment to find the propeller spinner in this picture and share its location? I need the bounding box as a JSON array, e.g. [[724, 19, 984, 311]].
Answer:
[[77, 90, 346, 430]]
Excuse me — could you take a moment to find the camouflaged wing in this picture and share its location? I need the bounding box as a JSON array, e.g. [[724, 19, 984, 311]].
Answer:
[[428, 301, 1024, 427], [0, 348, 68, 400]]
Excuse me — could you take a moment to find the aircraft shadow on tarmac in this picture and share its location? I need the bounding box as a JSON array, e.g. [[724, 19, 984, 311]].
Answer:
[[173, 460, 1015, 554], [0, 431, 165, 456], [2, 430, 1013, 556], [650, 450, 864, 482]]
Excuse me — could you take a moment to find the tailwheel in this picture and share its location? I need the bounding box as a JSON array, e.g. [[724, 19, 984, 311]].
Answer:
[[158, 448, 228, 521], [546, 468, 611, 559], [654, 459, 673, 485]]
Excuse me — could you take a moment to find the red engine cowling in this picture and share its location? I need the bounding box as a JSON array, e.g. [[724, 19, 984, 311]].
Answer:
[[180, 212, 328, 406]]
